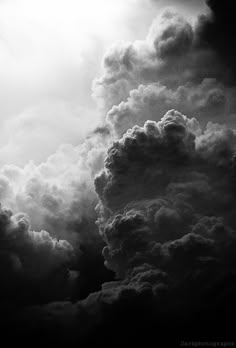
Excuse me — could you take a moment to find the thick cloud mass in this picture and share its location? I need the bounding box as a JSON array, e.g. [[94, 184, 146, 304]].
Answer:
[[10, 111, 236, 346], [1, 0, 236, 345], [95, 110, 236, 279], [0, 203, 75, 303]]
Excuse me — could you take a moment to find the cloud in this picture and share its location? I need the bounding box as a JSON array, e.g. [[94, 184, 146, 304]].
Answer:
[[96, 110, 200, 211], [1, 0, 236, 344], [0, 101, 99, 166], [0, 133, 108, 241], [0, 0, 160, 167], [93, 2, 236, 129], [0, 202, 76, 303], [95, 109, 236, 288], [92, 8, 212, 110], [107, 79, 232, 138], [0, 130, 114, 302], [25, 109, 225, 344], [3, 108, 236, 344], [147, 9, 193, 59]]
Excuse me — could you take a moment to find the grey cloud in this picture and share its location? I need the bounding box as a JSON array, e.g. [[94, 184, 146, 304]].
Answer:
[[93, 1, 236, 130], [147, 9, 194, 59], [107, 79, 230, 138], [0, 203, 76, 303], [0, 133, 114, 303], [95, 110, 236, 282]]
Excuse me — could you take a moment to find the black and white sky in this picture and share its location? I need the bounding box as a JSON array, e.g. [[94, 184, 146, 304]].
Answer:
[[0, 0, 236, 346]]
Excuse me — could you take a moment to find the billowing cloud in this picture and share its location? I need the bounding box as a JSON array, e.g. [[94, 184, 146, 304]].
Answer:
[[93, 2, 236, 130], [0, 130, 114, 302], [95, 109, 236, 289], [93, 8, 216, 110], [0, 132, 108, 242], [107, 79, 233, 138], [1, 0, 236, 345], [0, 202, 75, 303], [147, 9, 193, 59]]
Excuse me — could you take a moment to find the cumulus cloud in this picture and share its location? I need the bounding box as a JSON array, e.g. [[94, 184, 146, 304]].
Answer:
[[0, 130, 114, 303], [107, 79, 232, 138], [1, 0, 236, 345], [147, 9, 193, 59], [0, 133, 108, 241], [95, 109, 236, 294], [93, 1, 236, 129], [93, 8, 212, 109], [26, 109, 224, 344], [4, 109, 236, 344], [0, 202, 75, 303]]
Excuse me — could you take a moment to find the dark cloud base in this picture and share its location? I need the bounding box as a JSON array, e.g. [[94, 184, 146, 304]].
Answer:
[[1, 277, 236, 347]]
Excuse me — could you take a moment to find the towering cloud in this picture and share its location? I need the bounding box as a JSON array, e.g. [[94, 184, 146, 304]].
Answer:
[[95, 110, 236, 278], [94, 1, 236, 132], [12, 110, 236, 345], [1, 0, 236, 345]]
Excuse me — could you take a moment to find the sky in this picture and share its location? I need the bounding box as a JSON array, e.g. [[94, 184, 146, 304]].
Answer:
[[0, 0, 236, 346], [0, 0, 206, 166]]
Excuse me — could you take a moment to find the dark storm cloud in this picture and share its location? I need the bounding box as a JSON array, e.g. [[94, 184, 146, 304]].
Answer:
[[0, 203, 76, 303], [2, 1, 236, 344], [93, 8, 221, 110], [95, 110, 236, 277], [0, 202, 112, 306], [66, 109, 236, 344], [5, 110, 236, 346]]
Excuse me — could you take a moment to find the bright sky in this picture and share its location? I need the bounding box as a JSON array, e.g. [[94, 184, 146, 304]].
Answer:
[[0, 0, 206, 166]]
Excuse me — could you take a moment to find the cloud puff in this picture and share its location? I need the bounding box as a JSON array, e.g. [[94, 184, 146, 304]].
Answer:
[[0, 202, 75, 303], [147, 9, 193, 59], [0, 133, 109, 243]]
